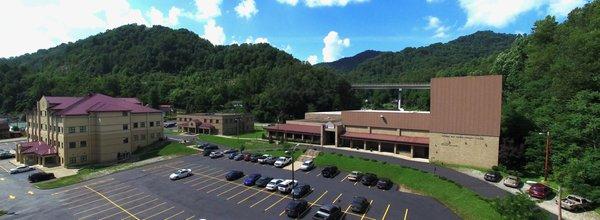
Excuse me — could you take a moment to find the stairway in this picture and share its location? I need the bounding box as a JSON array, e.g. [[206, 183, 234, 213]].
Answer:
[[284, 149, 321, 171]]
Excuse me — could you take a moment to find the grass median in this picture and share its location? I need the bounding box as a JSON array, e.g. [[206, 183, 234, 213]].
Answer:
[[236, 125, 266, 139], [197, 134, 290, 151], [35, 142, 197, 189], [314, 152, 502, 220]]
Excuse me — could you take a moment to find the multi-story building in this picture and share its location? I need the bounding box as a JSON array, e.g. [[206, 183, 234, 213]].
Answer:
[[18, 94, 164, 167], [176, 113, 253, 135], [265, 75, 503, 168]]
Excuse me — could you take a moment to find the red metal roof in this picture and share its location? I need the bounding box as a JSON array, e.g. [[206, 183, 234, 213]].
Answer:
[[341, 132, 429, 146], [265, 124, 321, 135], [198, 123, 214, 129], [55, 94, 161, 116], [46, 97, 83, 110], [20, 141, 57, 156]]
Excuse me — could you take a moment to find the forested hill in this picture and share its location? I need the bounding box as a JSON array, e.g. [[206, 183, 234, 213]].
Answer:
[[344, 31, 517, 82], [0, 24, 360, 121], [316, 50, 384, 72]]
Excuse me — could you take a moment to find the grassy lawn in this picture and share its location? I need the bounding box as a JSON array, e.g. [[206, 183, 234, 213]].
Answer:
[[314, 152, 502, 220], [197, 134, 288, 151], [35, 142, 197, 189], [236, 125, 266, 139]]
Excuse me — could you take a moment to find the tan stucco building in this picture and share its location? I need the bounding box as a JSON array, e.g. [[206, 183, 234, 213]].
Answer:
[[266, 75, 503, 168], [19, 94, 164, 167], [176, 113, 253, 135]]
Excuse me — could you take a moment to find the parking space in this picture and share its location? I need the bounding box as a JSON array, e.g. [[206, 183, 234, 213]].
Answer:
[[138, 155, 457, 220]]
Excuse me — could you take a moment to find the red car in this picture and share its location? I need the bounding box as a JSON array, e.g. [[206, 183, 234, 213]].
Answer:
[[243, 153, 252, 161], [528, 183, 551, 199]]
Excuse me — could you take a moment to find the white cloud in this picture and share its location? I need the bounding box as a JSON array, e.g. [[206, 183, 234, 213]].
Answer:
[[148, 6, 183, 26], [244, 36, 269, 44], [458, 0, 585, 28], [281, 44, 293, 53], [0, 0, 162, 58], [235, 0, 258, 19], [193, 0, 223, 20], [547, 0, 586, 17], [277, 0, 368, 7], [307, 55, 318, 65], [202, 19, 226, 45], [426, 16, 449, 38], [322, 31, 350, 62], [277, 0, 299, 6]]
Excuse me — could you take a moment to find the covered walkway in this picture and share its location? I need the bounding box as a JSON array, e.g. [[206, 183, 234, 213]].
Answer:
[[264, 124, 321, 144], [340, 132, 429, 159]]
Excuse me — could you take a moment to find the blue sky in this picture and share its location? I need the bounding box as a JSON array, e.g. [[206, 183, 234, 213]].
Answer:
[[0, 0, 587, 63]]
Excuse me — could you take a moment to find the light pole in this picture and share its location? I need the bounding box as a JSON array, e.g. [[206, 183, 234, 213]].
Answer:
[[286, 144, 300, 200], [538, 131, 551, 182]]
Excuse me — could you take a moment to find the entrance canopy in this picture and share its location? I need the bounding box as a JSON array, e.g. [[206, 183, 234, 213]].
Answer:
[[341, 132, 429, 146], [265, 124, 321, 135], [20, 141, 57, 156]]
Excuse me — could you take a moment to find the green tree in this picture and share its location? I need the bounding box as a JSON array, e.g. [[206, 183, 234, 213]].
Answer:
[[493, 193, 546, 220]]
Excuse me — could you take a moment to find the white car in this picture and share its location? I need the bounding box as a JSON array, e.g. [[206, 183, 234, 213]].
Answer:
[[299, 160, 315, 171], [169, 169, 192, 180], [9, 165, 34, 174], [274, 157, 292, 168], [257, 154, 272, 164], [266, 179, 283, 191], [277, 179, 298, 193]]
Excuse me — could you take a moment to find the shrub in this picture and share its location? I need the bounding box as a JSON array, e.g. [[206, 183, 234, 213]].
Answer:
[[493, 193, 545, 219]]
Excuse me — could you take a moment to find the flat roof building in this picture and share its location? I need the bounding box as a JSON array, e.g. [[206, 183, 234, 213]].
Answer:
[[176, 113, 253, 135], [265, 75, 503, 168], [20, 94, 164, 167]]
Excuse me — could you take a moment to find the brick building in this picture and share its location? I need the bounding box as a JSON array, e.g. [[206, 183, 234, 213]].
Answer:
[[176, 113, 253, 135]]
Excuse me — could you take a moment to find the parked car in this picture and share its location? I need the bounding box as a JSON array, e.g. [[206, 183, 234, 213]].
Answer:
[[203, 144, 219, 151], [243, 153, 252, 161], [351, 196, 369, 213], [278, 179, 298, 194], [286, 199, 309, 218], [196, 142, 210, 149], [376, 178, 393, 190], [225, 170, 244, 181], [274, 157, 292, 168], [266, 179, 284, 191], [484, 171, 502, 182], [169, 169, 192, 180], [250, 154, 261, 163], [257, 154, 272, 164], [203, 149, 215, 156], [234, 154, 245, 161], [209, 151, 224, 158], [292, 184, 311, 198], [244, 173, 262, 186], [9, 165, 34, 174], [528, 183, 552, 199], [560, 195, 593, 211], [313, 204, 342, 220], [256, 176, 274, 187], [223, 149, 238, 154], [299, 160, 315, 171], [28, 172, 55, 183], [228, 152, 239, 159], [348, 171, 363, 182], [0, 151, 15, 159], [264, 157, 277, 165], [321, 166, 338, 178], [503, 176, 521, 188], [361, 173, 378, 186]]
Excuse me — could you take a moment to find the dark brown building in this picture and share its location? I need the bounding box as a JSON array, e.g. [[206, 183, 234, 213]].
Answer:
[[265, 75, 503, 168], [0, 119, 9, 139], [176, 113, 253, 135]]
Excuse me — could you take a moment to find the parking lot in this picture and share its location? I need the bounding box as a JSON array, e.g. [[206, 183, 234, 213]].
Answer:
[[1, 152, 457, 219]]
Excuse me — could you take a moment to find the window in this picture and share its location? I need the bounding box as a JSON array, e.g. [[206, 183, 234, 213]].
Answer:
[[68, 127, 76, 133], [80, 155, 87, 162], [210, 119, 213, 123], [69, 142, 76, 148], [149, 122, 154, 127], [156, 121, 160, 127], [69, 157, 76, 164], [133, 135, 139, 141], [122, 138, 129, 144], [141, 134, 146, 140], [133, 122, 138, 128], [216, 119, 219, 124], [80, 141, 87, 148], [79, 126, 86, 133], [141, 122, 146, 128], [122, 112, 128, 116], [123, 124, 129, 130]]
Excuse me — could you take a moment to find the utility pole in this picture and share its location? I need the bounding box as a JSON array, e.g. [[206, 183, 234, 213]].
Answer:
[[287, 144, 299, 200], [558, 185, 562, 220], [544, 131, 550, 182]]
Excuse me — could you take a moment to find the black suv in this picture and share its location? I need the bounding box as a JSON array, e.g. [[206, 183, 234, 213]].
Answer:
[[286, 199, 308, 218], [376, 178, 393, 190], [225, 170, 244, 181], [361, 173, 378, 186], [484, 171, 502, 182], [351, 196, 369, 213], [292, 184, 311, 198], [321, 166, 338, 178], [313, 204, 342, 220], [28, 172, 55, 183], [256, 176, 273, 187]]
